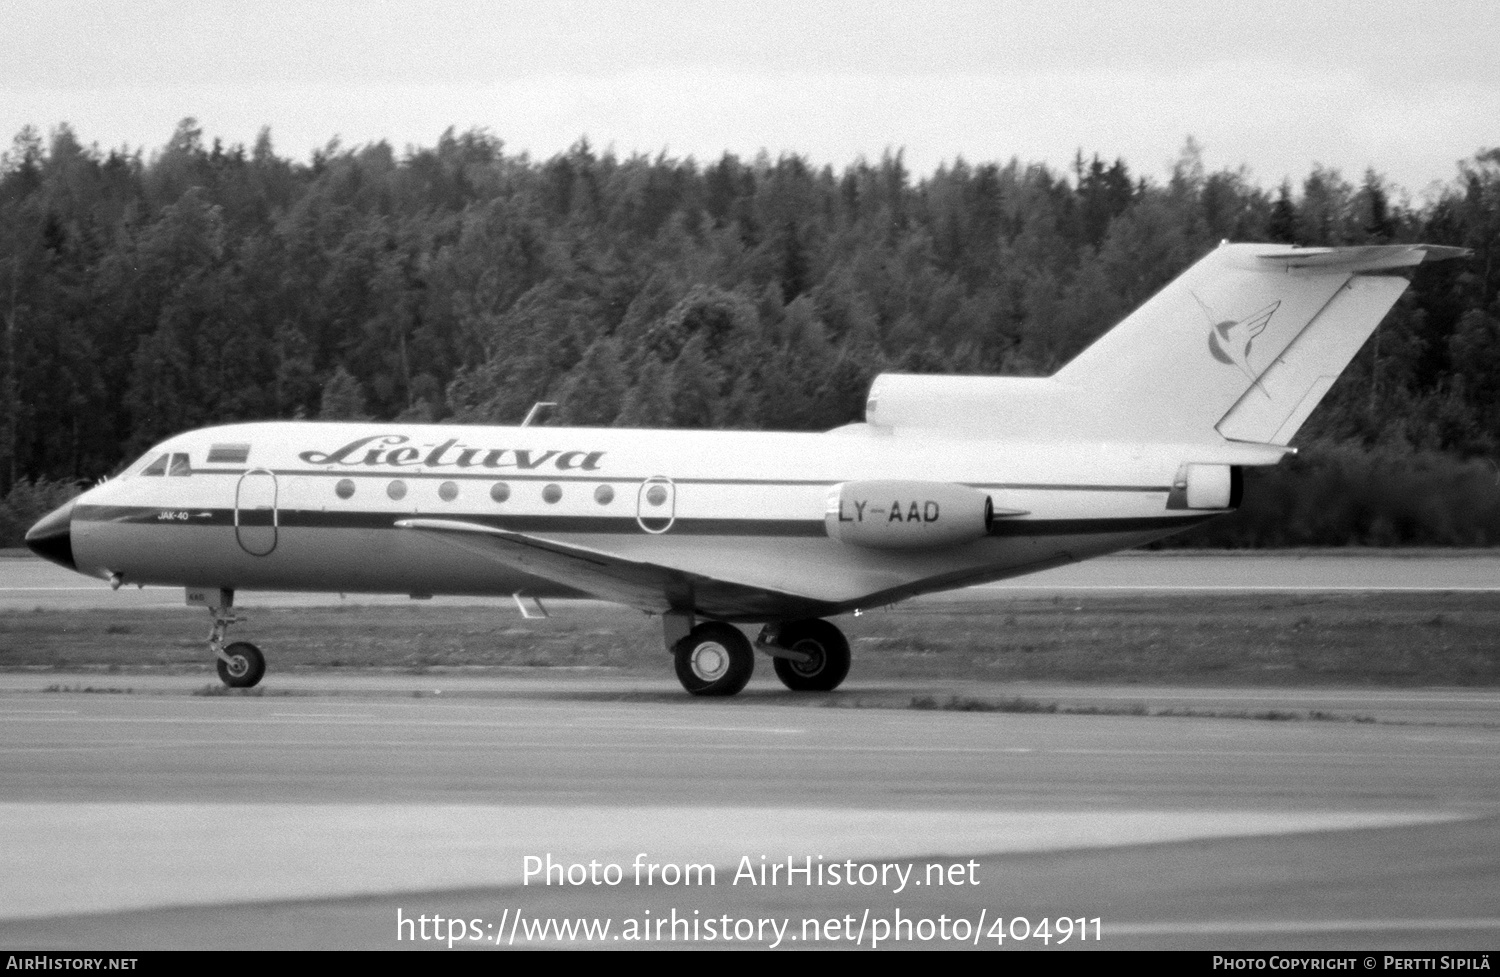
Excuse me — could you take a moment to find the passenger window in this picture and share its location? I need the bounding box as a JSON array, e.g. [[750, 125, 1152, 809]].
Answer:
[[142, 454, 170, 477], [167, 453, 192, 476]]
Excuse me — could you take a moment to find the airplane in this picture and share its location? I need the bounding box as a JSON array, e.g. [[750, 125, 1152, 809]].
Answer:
[[25, 242, 1468, 696]]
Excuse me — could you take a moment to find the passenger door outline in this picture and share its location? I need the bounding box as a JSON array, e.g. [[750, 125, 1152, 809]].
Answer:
[[234, 469, 279, 556]]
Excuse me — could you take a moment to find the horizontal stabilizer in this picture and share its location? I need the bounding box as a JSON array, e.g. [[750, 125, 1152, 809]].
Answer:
[[1253, 243, 1471, 272]]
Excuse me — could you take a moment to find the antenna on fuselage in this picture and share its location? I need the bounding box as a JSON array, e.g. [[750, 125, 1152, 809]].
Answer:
[[521, 402, 556, 427]]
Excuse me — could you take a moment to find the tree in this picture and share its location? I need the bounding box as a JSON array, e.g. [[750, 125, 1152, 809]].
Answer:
[[1268, 180, 1298, 243], [318, 365, 371, 421], [615, 358, 671, 427], [556, 337, 628, 426]]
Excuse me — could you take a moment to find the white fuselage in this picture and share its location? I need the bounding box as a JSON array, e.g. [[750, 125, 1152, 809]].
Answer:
[[66, 420, 1223, 620]]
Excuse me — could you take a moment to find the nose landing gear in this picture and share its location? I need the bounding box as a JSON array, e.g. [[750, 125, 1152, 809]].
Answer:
[[217, 640, 265, 688], [201, 588, 265, 688]]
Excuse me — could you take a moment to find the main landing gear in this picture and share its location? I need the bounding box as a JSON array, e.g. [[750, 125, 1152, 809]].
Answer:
[[205, 588, 265, 688], [761, 619, 852, 692], [666, 614, 851, 696], [673, 621, 755, 697]]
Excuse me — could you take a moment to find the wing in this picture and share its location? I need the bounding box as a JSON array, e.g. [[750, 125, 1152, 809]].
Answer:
[[394, 518, 831, 621]]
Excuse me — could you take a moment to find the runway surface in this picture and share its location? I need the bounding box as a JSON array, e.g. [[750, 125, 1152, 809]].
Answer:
[[0, 675, 1496, 950]]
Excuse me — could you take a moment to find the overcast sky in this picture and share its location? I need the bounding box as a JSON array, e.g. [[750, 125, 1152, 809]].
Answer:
[[5, 0, 1496, 197]]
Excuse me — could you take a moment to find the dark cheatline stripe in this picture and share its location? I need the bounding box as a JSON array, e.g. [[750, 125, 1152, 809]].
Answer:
[[74, 505, 1211, 539], [75, 505, 217, 525], [970, 482, 1171, 493], [183, 467, 1172, 493]]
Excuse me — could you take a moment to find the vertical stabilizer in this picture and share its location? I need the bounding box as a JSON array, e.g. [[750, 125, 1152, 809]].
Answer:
[[1050, 243, 1466, 444]]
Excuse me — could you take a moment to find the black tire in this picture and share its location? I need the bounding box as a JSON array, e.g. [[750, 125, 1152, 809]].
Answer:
[[673, 623, 754, 696], [217, 641, 266, 688], [772, 619, 850, 692]]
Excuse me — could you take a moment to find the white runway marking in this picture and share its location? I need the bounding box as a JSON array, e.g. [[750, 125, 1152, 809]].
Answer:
[[0, 804, 1466, 920], [2, 717, 1493, 763], [0, 714, 809, 738], [12, 737, 1481, 780], [267, 712, 376, 719], [607, 724, 807, 734]]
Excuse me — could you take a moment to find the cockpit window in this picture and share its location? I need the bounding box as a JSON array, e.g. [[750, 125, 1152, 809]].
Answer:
[[140, 452, 191, 477]]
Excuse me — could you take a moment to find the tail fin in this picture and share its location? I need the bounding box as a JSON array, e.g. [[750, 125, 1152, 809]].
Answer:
[[866, 242, 1468, 446], [1054, 242, 1467, 444]]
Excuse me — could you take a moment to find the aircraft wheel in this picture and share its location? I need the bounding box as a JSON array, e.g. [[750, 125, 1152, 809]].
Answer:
[[217, 641, 266, 688], [772, 619, 850, 692], [674, 623, 754, 696]]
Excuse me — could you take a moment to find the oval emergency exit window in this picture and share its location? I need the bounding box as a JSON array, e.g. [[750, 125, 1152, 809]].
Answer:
[[636, 476, 676, 534]]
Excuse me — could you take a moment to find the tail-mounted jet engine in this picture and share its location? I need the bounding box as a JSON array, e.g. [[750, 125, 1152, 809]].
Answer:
[[1165, 463, 1244, 510], [824, 480, 994, 550]]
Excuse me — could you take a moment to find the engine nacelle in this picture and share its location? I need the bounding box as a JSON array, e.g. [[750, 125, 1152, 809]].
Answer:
[[1166, 463, 1243, 510], [824, 480, 994, 550]]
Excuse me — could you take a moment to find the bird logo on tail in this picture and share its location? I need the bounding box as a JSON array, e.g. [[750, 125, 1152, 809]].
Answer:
[[1197, 294, 1280, 386]]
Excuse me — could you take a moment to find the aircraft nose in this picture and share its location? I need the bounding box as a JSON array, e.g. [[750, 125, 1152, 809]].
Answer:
[[25, 499, 76, 572]]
